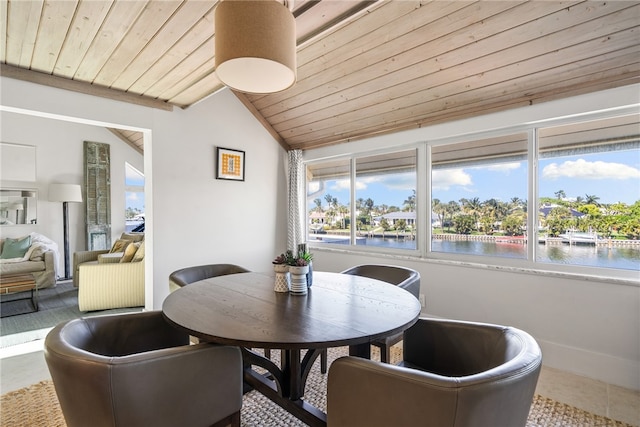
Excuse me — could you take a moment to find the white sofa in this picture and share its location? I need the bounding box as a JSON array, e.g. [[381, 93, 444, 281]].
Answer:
[[0, 233, 59, 289]]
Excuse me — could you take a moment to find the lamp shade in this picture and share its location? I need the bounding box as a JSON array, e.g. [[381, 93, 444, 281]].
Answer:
[[215, 0, 296, 94], [49, 184, 83, 203]]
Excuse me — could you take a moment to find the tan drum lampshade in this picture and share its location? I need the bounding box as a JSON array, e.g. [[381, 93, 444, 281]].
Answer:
[[215, 0, 296, 94]]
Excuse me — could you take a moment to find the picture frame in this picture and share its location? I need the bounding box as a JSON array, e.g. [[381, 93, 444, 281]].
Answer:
[[216, 147, 245, 181]]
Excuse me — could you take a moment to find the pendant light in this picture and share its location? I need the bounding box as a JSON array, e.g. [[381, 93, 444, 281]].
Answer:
[[215, 0, 296, 94]]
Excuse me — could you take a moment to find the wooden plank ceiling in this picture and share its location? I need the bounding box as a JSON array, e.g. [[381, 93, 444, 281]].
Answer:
[[2, 0, 639, 153]]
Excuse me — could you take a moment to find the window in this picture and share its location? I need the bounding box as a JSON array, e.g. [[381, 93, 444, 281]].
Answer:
[[537, 115, 640, 270], [356, 150, 417, 250], [125, 163, 145, 232], [307, 149, 418, 250], [431, 133, 528, 258], [305, 112, 639, 275], [307, 158, 351, 244]]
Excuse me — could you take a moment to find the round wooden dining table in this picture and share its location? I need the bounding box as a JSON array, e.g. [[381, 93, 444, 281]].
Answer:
[[162, 271, 421, 427]]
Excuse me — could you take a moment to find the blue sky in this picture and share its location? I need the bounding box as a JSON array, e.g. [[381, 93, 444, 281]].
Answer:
[[308, 150, 640, 209], [125, 163, 145, 212]]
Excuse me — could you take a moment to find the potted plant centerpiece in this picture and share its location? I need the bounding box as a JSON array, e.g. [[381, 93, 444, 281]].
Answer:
[[273, 248, 313, 294], [296, 244, 313, 287], [272, 252, 291, 292], [288, 255, 310, 295]]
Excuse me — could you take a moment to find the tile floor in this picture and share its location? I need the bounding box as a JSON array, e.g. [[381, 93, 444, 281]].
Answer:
[[1, 338, 639, 426]]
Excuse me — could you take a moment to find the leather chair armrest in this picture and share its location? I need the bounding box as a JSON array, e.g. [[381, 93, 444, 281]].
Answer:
[[327, 356, 458, 427]]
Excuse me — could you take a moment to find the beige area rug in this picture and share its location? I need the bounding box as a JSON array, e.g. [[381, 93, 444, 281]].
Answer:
[[1, 347, 634, 427]]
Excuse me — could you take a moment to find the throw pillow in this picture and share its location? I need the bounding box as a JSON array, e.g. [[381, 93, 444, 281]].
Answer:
[[28, 243, 47, 261], [0, 236, 32, 259], [110, 239, 130, 253], [131, 241, 145, 262], [120, 232, 144, 242], [120, 242, 140, 263]]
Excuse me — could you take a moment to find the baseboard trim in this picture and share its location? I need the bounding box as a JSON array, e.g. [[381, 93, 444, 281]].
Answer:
[[537, 339, 639, 391]]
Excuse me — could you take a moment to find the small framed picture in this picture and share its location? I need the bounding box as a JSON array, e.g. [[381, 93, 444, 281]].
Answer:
[[216, 147, 245, 181]]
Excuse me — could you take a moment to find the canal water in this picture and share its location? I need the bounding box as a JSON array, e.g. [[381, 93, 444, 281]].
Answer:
[[352, 237, 640, 271]]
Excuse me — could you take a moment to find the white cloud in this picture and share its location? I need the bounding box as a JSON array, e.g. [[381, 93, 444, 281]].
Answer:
[[331, 179, 366, 191], [475, 162, 521, 172], [432, 168, 472, 190], [126, 193, 139, 201], [542, 159, 640, 180]]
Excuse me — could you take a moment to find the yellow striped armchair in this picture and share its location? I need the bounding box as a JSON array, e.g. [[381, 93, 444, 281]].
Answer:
[[77, 258, 144, 312]]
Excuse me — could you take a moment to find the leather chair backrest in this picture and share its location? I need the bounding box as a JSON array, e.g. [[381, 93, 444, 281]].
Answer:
[[44, 311, 243, 427], [60, 311, 188, 356], [328, 318, 542, 427], [169, 264, 249, 288], [341, 264, 420, 299], [403, 319, 523, 376]]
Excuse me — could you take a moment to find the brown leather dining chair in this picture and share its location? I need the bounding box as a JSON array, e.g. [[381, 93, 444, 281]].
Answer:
[[341, 264, 421, 363], [169, 263, 250, 292], [44, 310, 243, 427], [327, 317, 542, 427]]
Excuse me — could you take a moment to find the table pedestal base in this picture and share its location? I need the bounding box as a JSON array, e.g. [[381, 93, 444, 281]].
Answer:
[[241, 343, 371, 427]]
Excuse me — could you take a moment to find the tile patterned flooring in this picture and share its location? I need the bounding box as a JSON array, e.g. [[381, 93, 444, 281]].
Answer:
[[1, 339, 639, 426]]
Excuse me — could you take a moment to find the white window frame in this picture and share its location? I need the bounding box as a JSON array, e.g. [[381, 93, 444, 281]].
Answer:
[[305, 103, 639, 284]]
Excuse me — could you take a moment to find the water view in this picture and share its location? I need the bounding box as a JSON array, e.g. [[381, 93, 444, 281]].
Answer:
[[336, 236, 640, 271]]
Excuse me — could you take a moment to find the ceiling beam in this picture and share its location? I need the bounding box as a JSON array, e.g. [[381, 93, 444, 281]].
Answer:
[[0, 64, 173, 111]]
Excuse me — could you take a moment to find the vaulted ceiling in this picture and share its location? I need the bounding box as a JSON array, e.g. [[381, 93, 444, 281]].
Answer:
[[2, 0, 639, 153]]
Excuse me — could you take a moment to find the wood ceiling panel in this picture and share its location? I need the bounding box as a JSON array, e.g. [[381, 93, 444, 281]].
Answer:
[[30, 0, 76, 73], [129, 10, 216, 97], [3, 0, 43, 67], [73, 1, 147, 82], [262, 1, 533, 123], [93, 1, 183, 87], [152, 43, 215, 101], [55, 1, 112, 78], [273, 2, 638, 141], [110, 1, 216, 92], [2, 0, 638, 152], [167, 70, 222, 108], [250, 1, 438, 110]]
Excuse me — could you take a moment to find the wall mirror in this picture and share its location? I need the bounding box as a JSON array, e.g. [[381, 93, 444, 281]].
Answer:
[[0, 189, 37, 225]]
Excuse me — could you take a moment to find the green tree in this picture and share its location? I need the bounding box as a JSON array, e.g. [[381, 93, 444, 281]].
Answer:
[[554, 190, 566, 200], [453, 214, 474, 235], [544, 207, 573, 237], [502, 213, 525, 236], [380, 218, 390, 237]]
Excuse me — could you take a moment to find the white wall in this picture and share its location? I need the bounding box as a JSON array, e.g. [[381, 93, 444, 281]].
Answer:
[[304, 85, 640, 391], [0, 111, 143, 275], [148, 91, 288, 307], [0, 77, 288, 311]]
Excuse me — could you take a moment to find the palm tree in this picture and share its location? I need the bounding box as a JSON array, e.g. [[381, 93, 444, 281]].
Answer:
[[462, 197, 482, 230], [445, 201, 460, 232], [432, 199, 446, 230], [585, 194, 600, 206], [403, 190, 416, 212], [555, 190, 566, 200], [313, 198, 323, 213]]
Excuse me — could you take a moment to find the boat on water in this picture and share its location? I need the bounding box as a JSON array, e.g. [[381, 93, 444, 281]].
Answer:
[[559, 231, 598, 245]]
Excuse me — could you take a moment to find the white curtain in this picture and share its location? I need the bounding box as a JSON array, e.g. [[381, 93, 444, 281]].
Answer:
[[287, 149, 304, 252]]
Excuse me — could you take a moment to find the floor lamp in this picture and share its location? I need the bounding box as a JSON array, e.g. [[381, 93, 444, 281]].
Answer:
[[49, 184, 83, 281]]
